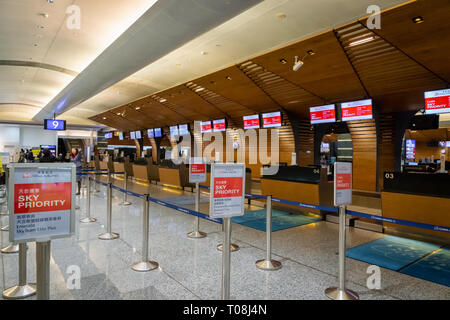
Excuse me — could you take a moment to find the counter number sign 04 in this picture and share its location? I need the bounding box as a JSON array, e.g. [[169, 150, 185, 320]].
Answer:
[[334, 162, 352, 206], [210, 163, 245, 218]]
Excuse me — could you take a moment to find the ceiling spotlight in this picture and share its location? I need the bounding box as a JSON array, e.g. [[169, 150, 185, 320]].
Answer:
[[135, 106, 141, 110], [159, 98, 167, 103], [195, 87, 205, 92], [307, 50, 315, 56], [280, 58, 287, 64], [225, 76, 232, 80], [47, 0, 54, 3], [293, 56, 304, 72], [102, 117, 107, 120], [116, 112, 121, 115], [412, 16, 424, 24], [39, 13, 49, 18]]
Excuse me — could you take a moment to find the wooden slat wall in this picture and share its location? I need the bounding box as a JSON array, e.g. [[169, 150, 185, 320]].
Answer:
[[347, 119, 378, 192]]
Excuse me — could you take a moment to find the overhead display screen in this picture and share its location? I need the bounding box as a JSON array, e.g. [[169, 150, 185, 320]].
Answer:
[[405, 139, 416, 159], [425, 89, 450, 115], [341, 99, 373, 121], [154, 128, 162, 138], [310, 105, 336, 124], [104, 132, 113, 139], [170, 125, 179, 136], [262, 111, 282, 128], [119, 133, 124, 140], [44, 119, 66, 131], [201, 121, 212, 133], [147, 129, 154, 138], [130, 131, 136, 139], [135, 131, 142, 139], [178, 124, 189, 135], [213, 119, 226, 132], [243, 114, 260, 129]]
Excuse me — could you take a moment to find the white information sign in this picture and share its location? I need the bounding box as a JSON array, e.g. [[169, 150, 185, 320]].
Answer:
[[9, 163, 76, 243], [189, 157, 207, 183], [209, 163, 245, 218], [334, 162, 352, 206]]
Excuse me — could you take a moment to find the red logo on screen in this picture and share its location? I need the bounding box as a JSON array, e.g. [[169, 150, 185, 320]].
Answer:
[[14, 182, 72, 214], [213, 177, 243, 198]]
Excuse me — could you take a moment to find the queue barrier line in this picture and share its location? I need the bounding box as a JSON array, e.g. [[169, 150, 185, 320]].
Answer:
[[90, 177, 222, 225]]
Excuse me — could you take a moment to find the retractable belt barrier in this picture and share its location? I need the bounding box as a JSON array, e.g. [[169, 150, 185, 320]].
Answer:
[[198, 184, 449, 233]]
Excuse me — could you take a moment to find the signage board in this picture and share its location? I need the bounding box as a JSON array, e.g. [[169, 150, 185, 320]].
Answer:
[[154, 128, 162, 138], [44, 119, 66, 131], [425, 89, 450, 115], [341, 99, 373, 121], [189, 157, 207, 183], [334, 162, 352, 206], [209, 163, 245, 218], [213, 119, 226, 132], [201, 121, 212, 133], [262, 111, 282, 128], [170, 125, 179, 136], [8, 163, 75, 243], [178, 124, 189, 135], [130, 131, 136, 139], [147, 129, 154, 138], [310, 105, 336, 124], [243, 114, 260, 129]]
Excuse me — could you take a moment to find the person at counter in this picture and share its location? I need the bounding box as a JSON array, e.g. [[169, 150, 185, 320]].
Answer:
[[39, 148, 56, 163], [71, 148, 82, 195]]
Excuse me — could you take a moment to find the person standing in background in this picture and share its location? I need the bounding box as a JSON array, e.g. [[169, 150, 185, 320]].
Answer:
[[71, 148, 82, 195], [18, 149, 25, 163]]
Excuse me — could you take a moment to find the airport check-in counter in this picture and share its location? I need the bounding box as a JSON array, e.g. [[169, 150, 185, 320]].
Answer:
[[147, 160, 160, 183], [113, 161, 125, 174], [132, 158, 149, 182], [382, 172, 450, 240], [158, 160, 194, 190], [260, 166, 333, 217]]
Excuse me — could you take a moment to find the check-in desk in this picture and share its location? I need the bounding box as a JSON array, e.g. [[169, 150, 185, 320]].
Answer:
[[99, 160, 108, 171], [124, 157, 134, 179], [382, 172, 450, 241], [260, 166, 333, 216], [147, 161, 160, 184], [113, 161, 125, 174], [158, 161, 194, 190]]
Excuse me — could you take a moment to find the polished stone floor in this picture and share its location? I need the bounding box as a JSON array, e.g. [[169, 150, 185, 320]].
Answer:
[[0, 177, 449, 300]]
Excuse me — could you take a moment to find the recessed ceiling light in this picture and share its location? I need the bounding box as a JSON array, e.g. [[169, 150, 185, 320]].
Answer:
[[349, 36, 375, 47], [307, 50, 315, 56], [116, 112, 121, 115], [288, 100, 300, 104], [195, 87, 205, 92], [159, 98, 167, 103], [37, 25, 45, 29], [200, 51, 207, 55], [135, 107, 141, 110], [280, 58, 287, 64], [412, 16, 424, 24], [39, 13, 49, 18], [34, 43, 38, 47], [226, 76, 232, 80], [102, 117, 107, 120], [276, 13, 286, 19], [47, 0, 54, 3]]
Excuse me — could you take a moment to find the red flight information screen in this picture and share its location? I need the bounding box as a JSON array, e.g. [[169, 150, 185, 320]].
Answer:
[[213, 119, 226, 132], [201, 121, 212, 133], [341, 99, 373, 121], [243, 114, 260, 129], [425, 89, 450, 115], [310, 105, 336, 124], [262, 112, 282, 128]]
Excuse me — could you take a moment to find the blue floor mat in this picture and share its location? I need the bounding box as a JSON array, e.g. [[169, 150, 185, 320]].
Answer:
[[233, 209, 320, 232], [346, 236, 441, 271], [401, 247, 450, 287]]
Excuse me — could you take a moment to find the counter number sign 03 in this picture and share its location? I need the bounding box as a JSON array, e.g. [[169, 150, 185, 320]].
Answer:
[[8, 163, 76, 243], [189, 157, 206, 183], [334, 162, 352, 206], [209, 163, 245, 218]]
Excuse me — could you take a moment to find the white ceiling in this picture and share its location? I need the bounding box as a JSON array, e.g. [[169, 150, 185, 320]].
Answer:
[[0, 0, 409, 126]]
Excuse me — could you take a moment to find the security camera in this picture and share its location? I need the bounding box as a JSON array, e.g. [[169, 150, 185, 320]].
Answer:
[[293, 56, 304, 72]]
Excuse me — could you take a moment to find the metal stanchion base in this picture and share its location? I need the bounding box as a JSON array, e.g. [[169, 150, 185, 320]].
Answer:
[[2, 284, 36, 299], [1, 225, 9, 232], [98, 232, 119, 240], [119, 201, 132, 206], [324, 287, 359, 300], [1, 243, 19, 254], [255, 259, 282, 271], [217, 243, 239, 252], [187, 231, 206, 239], [80, 217, 97, 223], [131, 261, 159, 272]]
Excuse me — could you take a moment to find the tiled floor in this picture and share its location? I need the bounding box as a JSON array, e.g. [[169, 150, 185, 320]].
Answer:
[[0, 177, 449, 300]]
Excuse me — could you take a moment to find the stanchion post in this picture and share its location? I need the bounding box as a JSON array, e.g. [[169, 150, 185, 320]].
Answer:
[[187, 182, 206, 238], [256, 195, 281, 270], [324, 205, 359, 300], [93, 172, 99, 193], [36, 240, 51, 300], [132, 195, 158, 272], [2, 243, 36, 299], [120, 172, 131, 206], [221, 217, 231, 300], [98, 183, 119, 240], [80, 177, 96, 223]]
